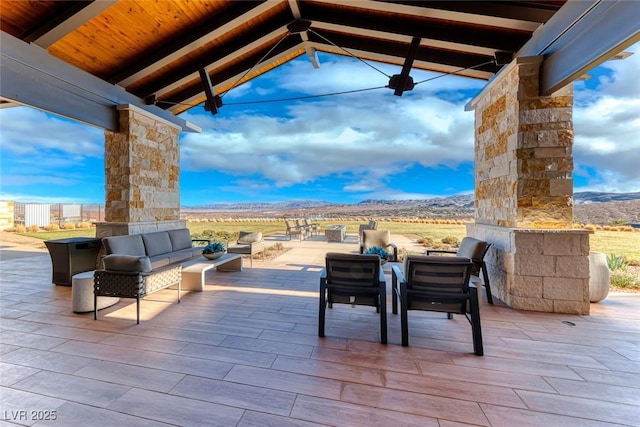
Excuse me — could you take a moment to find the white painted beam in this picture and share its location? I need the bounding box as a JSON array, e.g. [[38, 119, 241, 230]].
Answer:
[[0, 32, 200, 132]]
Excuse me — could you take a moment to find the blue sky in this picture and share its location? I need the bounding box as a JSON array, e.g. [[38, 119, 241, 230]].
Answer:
[[1, 43, 639, 206]]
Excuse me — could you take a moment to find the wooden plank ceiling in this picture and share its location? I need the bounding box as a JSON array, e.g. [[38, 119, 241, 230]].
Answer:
[[0, 0, 566, 115]]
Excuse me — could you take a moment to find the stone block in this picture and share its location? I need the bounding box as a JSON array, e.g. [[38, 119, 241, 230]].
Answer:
[[514, 253, 555, 276], [544, 233, 589, 255], [512, 232, 544, 254], [549, 179, 573, 196], [543, 277, 586, 300], [555, 256, 590, 278], [511, 275, 543, 297], [510, 296, 554, 312], [553, 300, 589, 315]]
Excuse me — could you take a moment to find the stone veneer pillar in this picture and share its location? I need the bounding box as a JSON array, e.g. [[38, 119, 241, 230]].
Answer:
[[468, 56, 591, 314], [96, 105, 186, 238]]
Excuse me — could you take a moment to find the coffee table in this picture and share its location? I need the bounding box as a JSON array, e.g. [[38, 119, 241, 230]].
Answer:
[[179, 253, 243, 291], [325, 225, 346, 242]]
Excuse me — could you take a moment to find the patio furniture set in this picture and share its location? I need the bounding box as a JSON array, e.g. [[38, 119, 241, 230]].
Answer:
[[48, 228, 265, 324], [319, 236, 492, 355], [284, 218, 320, 240]]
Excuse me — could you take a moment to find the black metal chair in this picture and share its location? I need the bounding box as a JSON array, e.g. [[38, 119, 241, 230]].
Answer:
[[319, 252, 387, 344], [427, 236, 493, 304], [391, 255, 483, 355]]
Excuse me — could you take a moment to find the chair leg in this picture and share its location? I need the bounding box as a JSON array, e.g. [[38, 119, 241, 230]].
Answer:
[[318, 284, 326, 337], [482, 263, 493, 304], [136, 296, 140, 325], [94, 292, 98, 320], [379, 292, 387, 344], [469, 287, 484, 356], [400, 291, 409, 346], [391, 273, 398, 315]]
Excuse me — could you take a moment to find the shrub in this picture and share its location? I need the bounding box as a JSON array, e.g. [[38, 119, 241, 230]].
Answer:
[[77, 221, 92, 229], [610, 268, 640, 290], [417, 236, 435, 247], [63, 222, 76, 230], [27, 224, 40, 232], [441, 236, 460, 246], [607, 254, 627, 271], [15, 224, 26, 233], [44, 223, 60, 231]]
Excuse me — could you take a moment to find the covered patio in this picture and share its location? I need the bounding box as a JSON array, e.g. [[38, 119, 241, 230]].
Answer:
[[1, 233, 639, 426]]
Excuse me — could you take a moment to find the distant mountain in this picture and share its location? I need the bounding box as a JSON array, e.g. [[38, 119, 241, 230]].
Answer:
[[185, 192, 640, 211], [573, 192, 640, 204], [183, 200, 332, 211]]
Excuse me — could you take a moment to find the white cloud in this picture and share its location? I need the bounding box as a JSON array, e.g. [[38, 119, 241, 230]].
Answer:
[[0, 108, 103, 157], [181, 86, 476, 190], [573, 43, 640, 191]]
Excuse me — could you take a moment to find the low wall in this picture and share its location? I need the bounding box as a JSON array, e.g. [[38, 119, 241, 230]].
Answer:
[[468, 223, 592, 314]]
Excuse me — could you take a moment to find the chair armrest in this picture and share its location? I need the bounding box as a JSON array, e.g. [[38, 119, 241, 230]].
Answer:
[[320, 268, 327, 280], [359, 243, 364, 254], [426, 249, 457, 255], [249, 240, 265, 253], [391, 265, 405, 283], [378, 269, 386, 284]]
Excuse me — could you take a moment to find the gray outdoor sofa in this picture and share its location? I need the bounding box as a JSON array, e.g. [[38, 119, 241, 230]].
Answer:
[[94, 229, 207, 323]]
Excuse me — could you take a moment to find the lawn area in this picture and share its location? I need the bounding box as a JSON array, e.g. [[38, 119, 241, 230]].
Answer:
[[16, 220, 640, 263]]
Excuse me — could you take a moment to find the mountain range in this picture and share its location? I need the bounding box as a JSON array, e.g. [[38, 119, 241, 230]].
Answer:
[[182, 192, 640, 224]]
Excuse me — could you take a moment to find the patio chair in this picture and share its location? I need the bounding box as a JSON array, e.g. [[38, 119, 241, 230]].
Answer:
[[358, 220, 377, 243], [319, 252, 387, 344], [360, 229, 398, 262], [227, 231, 265, 267], [391, 255, 483, 355], [426, 236, 493, 304], [285, 219, 304, 240], [296, 219, 311, 238], [303, 218, 321, 236]]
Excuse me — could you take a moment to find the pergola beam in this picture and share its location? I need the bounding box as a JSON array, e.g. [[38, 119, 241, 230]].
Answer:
[[0, 32, 200, 133], [536, 0, 640, 95]]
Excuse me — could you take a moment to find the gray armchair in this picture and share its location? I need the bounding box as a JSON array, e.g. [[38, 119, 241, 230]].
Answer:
[[227, 231, 265, 267], [426, 237, 492, 304]]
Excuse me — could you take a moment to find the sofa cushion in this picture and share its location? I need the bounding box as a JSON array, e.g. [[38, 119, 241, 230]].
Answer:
[[148, 255, 172, 270], [103, 235, 146, 257], [103, 254, 152, 273], [168, 228, 193, 251], [169, 248, 199, 264], [142, 231, 173, 257], [237, 231, 262, 244]]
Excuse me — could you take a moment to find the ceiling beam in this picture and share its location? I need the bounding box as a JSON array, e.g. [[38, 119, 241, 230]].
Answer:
[[169, 46, 306, 115], [307, 30, 498, 74], [0, 32, 200, 133], [537, 0, 640, 95], [113, 1, 283, 87], [131, 13, 292, 99], [300, 1, 528, 53], [310, 0, 542, 32], [308, 42, 493, 80], [391, 1, 559, 23], [21, 1, 117, 47], [162, 37, 302, 108], [288, 0, 320, 68]]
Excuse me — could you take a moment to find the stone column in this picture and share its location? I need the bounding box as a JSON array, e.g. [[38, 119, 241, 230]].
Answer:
[[468, 56, 591, 314], [96, 105, 186, 237]]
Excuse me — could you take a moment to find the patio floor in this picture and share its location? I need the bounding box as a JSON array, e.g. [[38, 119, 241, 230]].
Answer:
[[1, 232, 639, 426]]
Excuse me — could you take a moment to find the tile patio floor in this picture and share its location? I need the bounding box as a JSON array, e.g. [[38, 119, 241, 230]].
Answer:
[[1, 232, 639, 426]]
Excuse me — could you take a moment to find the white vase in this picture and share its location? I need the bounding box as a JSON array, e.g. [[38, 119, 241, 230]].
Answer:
[[203, 252, 224, 260], [589, 252, 610, 303]]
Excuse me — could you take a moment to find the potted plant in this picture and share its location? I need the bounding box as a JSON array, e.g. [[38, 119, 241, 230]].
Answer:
[[364, 246, 390, 264], [202, 242, 226, 260]]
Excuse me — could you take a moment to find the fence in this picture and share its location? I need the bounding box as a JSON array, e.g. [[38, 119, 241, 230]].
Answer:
[[12, 203, 106, 227]]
